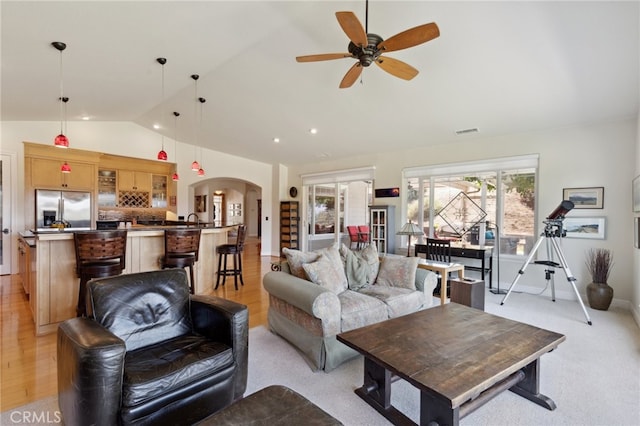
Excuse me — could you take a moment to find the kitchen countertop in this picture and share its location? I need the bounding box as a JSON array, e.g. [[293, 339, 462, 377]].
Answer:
[[29, 224, 235, 234]]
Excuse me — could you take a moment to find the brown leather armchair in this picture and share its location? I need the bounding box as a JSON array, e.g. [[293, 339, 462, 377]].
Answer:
[[57, 269, 248, 425]]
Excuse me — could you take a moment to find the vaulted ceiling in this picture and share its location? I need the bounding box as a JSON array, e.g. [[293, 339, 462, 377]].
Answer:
[[2, 1, 638, 166]]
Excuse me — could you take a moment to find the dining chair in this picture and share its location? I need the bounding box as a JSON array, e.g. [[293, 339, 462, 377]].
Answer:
[[346, 226, 360, 249], [425, 238, 452, 296], [357, 225, 370, 247]]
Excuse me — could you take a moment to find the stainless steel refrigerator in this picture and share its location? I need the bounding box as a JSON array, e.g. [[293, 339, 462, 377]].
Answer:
[[35, 189, 91, 230]]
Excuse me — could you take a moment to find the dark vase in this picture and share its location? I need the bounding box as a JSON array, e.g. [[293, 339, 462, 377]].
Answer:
[[586, 282, 613, 311]]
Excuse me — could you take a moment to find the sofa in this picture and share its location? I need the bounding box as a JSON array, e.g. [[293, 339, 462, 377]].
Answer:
[[57, 269, 249, 425], [263, 243, 437, 372]]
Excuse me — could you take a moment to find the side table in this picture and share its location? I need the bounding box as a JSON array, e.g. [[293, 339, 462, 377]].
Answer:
[[450, 278, 485, 310]]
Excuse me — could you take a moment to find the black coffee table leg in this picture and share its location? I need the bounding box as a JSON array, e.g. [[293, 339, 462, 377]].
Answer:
[[355, 358, 414, 425], [421, 391, 459, 426], [510, 358, 557, 410]]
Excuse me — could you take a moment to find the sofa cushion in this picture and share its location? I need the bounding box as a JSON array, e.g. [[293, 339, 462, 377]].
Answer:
[[375, 256, 420, 290], [339, 243, 380, 291], [283, 243, 342, 280], [302, 253, 348, 294], [338, 290, 388, 332], [122, 334, 234, 407], [357, 286, 426, 318]]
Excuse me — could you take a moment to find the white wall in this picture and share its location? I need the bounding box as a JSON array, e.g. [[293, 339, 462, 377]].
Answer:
[[288, 118, 637, 306], [1, 121, 276, 270]]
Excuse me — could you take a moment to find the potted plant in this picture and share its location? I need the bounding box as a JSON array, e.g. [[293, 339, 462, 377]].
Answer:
[[585, 248, 614, 310]]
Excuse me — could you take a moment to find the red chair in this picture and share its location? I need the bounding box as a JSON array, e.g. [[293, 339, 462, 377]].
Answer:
[[357, 225, 370, 247], [346, 226, 360, 249]]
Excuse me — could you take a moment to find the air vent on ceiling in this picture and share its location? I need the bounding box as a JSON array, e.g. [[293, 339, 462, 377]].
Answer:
[[455, 127, 479, 135]]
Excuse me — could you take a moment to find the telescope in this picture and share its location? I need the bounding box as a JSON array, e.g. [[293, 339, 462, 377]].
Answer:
[[546, 200, 574, 220]]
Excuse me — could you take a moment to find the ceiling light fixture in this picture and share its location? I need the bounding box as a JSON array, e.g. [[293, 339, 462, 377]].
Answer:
[[273, 137, 280, 143], [309, 128, 318, 135], [190, 74, 200, 171], [172, 111, 180, 181], [52, 41, 69, 148], [156, 57, 168, 161], [197, 97, 206, 177]]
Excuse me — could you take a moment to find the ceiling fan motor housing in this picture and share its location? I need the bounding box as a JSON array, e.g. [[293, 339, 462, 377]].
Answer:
[[348, 33, 383, 67]]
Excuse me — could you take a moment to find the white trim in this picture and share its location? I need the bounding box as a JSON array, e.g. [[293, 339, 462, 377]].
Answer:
[[301, 166, 375, 185], [403, 154, 539, 178]]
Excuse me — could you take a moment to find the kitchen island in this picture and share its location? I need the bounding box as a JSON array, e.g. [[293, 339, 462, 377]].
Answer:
[[23, 225, 234, 335]]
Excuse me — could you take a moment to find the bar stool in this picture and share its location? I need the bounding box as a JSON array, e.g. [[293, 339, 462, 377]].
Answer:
[[161, 228, 201, 294], [215, 225, 247, 290], [73, 230, 127, 317]]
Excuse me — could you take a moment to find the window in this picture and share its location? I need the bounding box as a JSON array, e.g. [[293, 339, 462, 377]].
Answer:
[[404, 155, 538, 256]]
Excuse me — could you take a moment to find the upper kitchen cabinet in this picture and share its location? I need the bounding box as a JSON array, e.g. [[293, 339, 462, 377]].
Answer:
[[29, 158, 96, 191], [118, 170, 152, 192]]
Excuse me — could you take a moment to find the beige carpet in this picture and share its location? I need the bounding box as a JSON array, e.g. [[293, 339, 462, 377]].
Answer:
[[3, 291, 639, 425]]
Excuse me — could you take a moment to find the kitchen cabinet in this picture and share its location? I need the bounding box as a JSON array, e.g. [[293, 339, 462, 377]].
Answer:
[[118, 170, 152, 192], [151, 175, 168, 208], [30, 158, 95, 191], [18, 237, 30, 295], [98, 169, 117, 207]]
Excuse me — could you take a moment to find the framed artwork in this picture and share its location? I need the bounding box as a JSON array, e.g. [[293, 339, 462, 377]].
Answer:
[[374, 187, 400, 198], [564, 217, 606, 239], [562, 187, 604, 209], [195, 195, 207, 213], [633, 176, 640, 212]]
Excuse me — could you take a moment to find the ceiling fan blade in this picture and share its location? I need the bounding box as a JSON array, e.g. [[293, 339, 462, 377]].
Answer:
[[339, 62, 363, 88], [375, 56, 419, 81], [378, 22, 440, 53], [336, 11, 368, 46], [296, 53, 353, 63]]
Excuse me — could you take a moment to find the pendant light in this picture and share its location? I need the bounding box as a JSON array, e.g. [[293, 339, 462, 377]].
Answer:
[[197, 97, 206, 177], [61, 161, 72, 173], [172, 111, 180, 181], [52, 41, 69, 148], [190, 74, 200, 171], [156, 58, 168, 161]]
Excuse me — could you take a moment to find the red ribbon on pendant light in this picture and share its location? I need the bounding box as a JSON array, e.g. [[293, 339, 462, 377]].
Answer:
[[52, 42, 69, 148]]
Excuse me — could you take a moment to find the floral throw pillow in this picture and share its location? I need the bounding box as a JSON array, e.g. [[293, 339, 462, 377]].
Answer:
[[282, 247, 320, 279], [375, 256, 419, 290], [283, 243, 344, 281], [302, 254, 348, 294]]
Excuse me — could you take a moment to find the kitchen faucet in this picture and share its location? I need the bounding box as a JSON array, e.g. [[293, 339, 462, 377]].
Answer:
[[187, 213, 200, 226]]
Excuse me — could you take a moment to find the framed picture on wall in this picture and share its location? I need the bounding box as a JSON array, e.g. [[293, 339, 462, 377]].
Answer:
[[195, 195, 207, 213], [562, 187, 604, 209], [564, 217, 606, 239]]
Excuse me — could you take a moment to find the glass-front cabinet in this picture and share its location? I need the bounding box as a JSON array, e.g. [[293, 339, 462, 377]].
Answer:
[[98, 169, 117, 207], [151, 175, 168, 208]]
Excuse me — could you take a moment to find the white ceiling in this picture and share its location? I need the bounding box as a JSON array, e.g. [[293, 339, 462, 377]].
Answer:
[[2, 1, 638, 166]]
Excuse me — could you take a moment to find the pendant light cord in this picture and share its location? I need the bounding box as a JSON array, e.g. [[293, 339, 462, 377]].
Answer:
[[58, 50, 64, 134]]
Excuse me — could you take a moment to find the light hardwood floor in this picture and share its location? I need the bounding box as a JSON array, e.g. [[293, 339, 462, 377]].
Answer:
[[0, 236, 279, 411]]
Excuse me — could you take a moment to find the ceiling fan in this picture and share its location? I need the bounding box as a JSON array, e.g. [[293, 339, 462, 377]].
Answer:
[[296, 0, 440, 88]]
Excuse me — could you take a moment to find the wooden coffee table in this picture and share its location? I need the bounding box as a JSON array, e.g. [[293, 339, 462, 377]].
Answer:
[[337, 303, 565, 426]]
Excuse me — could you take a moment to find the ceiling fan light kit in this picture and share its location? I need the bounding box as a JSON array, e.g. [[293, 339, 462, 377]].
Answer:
[[296, 1, 439, 88]]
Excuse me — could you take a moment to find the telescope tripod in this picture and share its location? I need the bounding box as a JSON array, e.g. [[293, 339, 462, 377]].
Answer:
[[500, 221, 592, 325]]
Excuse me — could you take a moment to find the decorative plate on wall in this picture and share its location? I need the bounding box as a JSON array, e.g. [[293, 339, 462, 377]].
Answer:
[[289, 187, 298, 198]]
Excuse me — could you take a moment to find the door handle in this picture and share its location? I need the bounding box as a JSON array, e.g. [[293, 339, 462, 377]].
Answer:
[[2, 228, 9, 234]]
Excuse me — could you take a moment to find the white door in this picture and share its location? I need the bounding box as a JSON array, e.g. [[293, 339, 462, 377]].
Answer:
[[0, 154, 13, 275]]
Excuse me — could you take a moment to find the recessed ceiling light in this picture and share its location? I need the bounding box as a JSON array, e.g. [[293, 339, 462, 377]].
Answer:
[[153, 123, 160, 130], [309, 128, 318, 135], [273, 137, 280, 143], [81, 115, 90, 121]]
